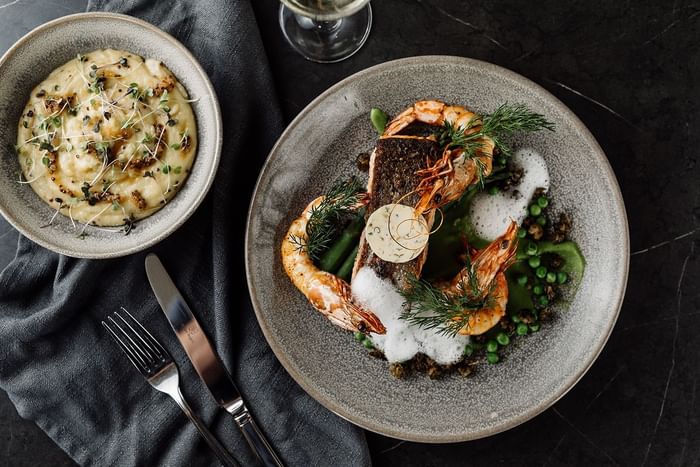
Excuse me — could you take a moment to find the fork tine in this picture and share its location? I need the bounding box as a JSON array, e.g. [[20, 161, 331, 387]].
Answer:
[[102, 320, 148, 374], [113, 311, 159, 365], [108, 314, 154, 367], [121, 307, 169, 361]]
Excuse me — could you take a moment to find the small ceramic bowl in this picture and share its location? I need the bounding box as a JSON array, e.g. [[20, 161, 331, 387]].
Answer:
[[0, 13, 221, 258]]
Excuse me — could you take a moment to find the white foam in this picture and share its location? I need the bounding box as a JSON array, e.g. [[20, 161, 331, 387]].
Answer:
[[352, 267, 469, 364], [469, 149, 550, 240]]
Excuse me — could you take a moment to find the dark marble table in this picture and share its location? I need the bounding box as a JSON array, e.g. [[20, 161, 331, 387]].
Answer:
[[2, 0, 699, 465]]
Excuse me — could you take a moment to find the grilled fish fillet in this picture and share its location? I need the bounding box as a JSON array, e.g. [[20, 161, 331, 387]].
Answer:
[[353, 136, 441, 289]]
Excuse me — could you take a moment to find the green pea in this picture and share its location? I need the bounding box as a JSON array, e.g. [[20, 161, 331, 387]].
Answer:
[[517, 274, 528, 286], [516, 323, 529, 335], [537, 196, 549, 208], [528, 256, 541, 268], [353, 331, 364, 341], [526, 242, 538, 256], [536, 216, 547, 226], [486, 339, 499, 353], [538, 296, 549, 306], [488, 185, 499, 195], [557, 272, 568, 284], [535, 266, 547, 279], [517, 228, 527, 239], [529, 323, 541, 332], [464, 344, 474, 357], [533, 284, 544, 295], [496, 332, 510, 346], [529, 204, 542, 216], [486, 352, 499, 364], [362, 338, 374, 349], [546, 272, 557, 283], [511, 314, 521, 323]]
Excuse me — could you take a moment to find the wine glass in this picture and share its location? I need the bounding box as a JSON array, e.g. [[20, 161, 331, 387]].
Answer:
[[279, 0, 372, 63]]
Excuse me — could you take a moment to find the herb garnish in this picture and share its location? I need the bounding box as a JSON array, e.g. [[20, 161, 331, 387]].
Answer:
[[399, 257, 493, 337], [435, 103, 554, 186], [39, 141, 54, 152], [159, 90, 170, 112], [122, 215, 136, 235], [290, 177, 365, 261], [438, 103, 554, 157]]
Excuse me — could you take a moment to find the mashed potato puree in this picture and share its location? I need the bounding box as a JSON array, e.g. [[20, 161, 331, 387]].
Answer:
[[16, 49, 197, 227]]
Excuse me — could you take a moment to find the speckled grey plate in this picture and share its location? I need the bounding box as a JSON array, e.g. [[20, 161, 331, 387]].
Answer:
[[246, 56, 629, 442], [0, 13, 221, 258]]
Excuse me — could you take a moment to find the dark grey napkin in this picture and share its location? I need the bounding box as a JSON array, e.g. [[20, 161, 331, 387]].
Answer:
[[0, 0, 371, 465]]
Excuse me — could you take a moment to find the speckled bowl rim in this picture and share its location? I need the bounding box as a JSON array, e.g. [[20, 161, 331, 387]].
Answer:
[[245, 55, 630, 443], [0, 12, 222, 259]]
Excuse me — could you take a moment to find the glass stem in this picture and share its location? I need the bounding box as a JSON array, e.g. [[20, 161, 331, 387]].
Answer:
[[313, 19, 342, 33], [294, 13, 342, 34]]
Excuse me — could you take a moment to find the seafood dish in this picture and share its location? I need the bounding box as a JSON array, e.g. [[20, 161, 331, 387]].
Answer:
[[282, 100, 585, 378], [15, 49, 197, 232]]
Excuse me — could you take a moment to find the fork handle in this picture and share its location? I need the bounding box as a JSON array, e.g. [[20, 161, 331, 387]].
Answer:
[[171, 389, 239, 467]]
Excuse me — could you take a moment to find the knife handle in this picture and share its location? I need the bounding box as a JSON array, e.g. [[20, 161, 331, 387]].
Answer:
[[233, 408, 284, 467]]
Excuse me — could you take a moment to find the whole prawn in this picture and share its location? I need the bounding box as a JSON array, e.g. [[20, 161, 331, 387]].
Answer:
[[281, 197, 386, 334], [442, 221, 519, 335]]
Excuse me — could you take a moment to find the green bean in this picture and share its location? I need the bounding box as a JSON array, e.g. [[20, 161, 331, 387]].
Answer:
[[319, 216, 364, 273], [336, 244, 359, 282], [370, 107, 389, 134]]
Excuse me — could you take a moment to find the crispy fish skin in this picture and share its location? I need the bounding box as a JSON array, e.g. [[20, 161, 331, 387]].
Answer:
[[353, 136, 441, 289]]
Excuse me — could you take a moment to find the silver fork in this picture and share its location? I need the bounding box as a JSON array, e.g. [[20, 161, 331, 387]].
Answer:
[[102, 308, 239, 467]]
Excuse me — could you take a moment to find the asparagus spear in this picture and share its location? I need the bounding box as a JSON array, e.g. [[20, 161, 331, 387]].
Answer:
[[337, 244, 359, 282], [318, 215, 365, 273]]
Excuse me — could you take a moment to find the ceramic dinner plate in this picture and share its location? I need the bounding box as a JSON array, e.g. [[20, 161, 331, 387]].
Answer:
[[245, 56, 629, 442]]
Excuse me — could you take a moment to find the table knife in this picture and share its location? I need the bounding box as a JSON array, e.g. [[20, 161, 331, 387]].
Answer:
[[145, 253, 284, 467]]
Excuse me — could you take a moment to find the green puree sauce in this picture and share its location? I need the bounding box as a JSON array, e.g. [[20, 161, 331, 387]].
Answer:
[[422, 189, 586, 315]]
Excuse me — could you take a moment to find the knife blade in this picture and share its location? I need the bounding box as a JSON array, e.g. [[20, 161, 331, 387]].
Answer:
[[145, 253, 284, 467]]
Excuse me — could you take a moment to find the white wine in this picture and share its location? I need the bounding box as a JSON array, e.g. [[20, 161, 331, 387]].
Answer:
[[281, 0, 370, 21]]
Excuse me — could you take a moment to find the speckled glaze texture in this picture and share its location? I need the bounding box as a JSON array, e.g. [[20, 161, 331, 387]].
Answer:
[[246, 56, 629, 442], [0, 13, 221, 258]]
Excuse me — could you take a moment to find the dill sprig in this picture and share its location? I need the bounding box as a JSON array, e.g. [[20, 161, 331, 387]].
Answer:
[[290, 177, 364, 261], [399, 257, 492, 337], [437, 103, 555, 159]]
